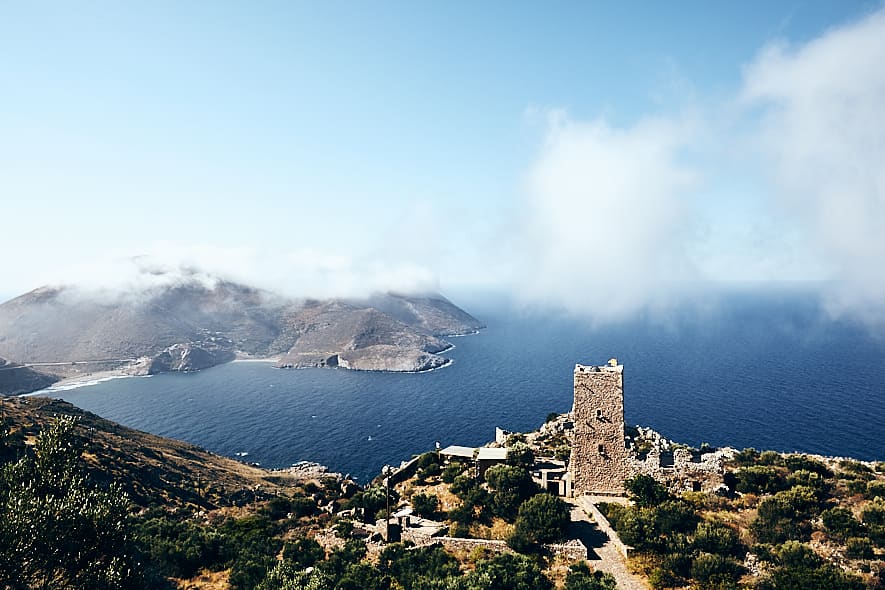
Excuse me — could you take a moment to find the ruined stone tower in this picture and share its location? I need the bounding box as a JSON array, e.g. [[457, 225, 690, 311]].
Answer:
[[569, 361, 630, 495]]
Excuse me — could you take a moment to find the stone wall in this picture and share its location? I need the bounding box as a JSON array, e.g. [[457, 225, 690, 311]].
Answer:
[[569, 364, 630, 495], [577, 497, 631, 559], [403, 532, 586, 561]]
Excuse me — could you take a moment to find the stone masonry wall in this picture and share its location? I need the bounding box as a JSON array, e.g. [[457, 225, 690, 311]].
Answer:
[[402, 532, 587, 561], [569, 364, 630, 495]]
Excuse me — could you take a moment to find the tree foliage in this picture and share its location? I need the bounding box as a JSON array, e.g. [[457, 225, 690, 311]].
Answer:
[[0, 416, 150, 589]]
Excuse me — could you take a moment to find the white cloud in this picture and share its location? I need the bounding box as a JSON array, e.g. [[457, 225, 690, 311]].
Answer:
[[515, 112, 700, 320], [41, 243, 439, 303], [741, 8, 885, 324]]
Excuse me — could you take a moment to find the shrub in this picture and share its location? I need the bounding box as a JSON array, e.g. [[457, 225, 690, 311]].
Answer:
[[563, 562, 617, 590], [654, 500, 700, 536], [784, 455, 832, 478], [441, 462, 464, 483], [282, 537, 324, 569], [648, 567, 680, 590], [693, 521, 741, 557], [732, 448, 760, 466], [734, 465, 786, 495], [411, 493, 439, 518], [484, 464, 536, 521], [750, 487, 820, 543], [845, 537, 874, 560], [786, 470, 828, 498], [759, 451, 784, 466], [861, 499, 885, 526], [506, 443, 535, 469], [625, 474, 670, 507], [467, 552, 552, 590], [866, 480, 885, 499], [263, 496, 292, 520], [690, 552, 743, 588], [821, 507, 863, 541], [839, 461, 875, 481], [512, 493, 570, 544]]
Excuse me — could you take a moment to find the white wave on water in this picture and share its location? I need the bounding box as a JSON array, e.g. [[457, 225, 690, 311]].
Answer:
[[31, 374, 145, 395]]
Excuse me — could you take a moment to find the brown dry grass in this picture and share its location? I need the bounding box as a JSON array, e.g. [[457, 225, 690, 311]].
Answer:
[[174, 569, 230, 590]]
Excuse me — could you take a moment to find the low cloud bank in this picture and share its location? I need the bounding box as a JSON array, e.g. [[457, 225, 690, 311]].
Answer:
[[517, 112, 699, 321], [514, 8, 885, 327], [40, 246, 439, 304]]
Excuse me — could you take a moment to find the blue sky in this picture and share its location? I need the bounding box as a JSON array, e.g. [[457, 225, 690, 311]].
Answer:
[[2, 1, 884, 322]]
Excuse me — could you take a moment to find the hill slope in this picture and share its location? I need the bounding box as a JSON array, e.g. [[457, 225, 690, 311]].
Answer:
[[0, 396, 326, 509]]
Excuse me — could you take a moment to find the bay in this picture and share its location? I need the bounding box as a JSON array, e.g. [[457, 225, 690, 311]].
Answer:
[[53, 290, 885, 482]]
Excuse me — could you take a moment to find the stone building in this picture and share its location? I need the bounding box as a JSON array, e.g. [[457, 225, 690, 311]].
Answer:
[[569, 361, 630, 495]]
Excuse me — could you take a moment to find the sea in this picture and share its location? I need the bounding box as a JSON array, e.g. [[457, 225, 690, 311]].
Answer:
[[49, 289, 885, 483]]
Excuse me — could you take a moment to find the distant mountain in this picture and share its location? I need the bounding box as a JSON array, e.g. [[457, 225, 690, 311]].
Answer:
[[0, 272, 483, 394]]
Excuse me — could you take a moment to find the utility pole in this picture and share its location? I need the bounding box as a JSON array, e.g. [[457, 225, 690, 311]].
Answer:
[[384, 465, 391, 541]]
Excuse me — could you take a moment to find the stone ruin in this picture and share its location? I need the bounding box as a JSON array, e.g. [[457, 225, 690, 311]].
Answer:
[[567, 360, 730, 497]]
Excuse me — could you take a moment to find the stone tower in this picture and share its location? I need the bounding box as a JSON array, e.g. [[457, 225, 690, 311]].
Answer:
[[569, 361, 629, 495]]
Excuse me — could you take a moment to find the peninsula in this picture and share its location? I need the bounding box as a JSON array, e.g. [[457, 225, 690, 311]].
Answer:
[[0, 269, 483, 395]]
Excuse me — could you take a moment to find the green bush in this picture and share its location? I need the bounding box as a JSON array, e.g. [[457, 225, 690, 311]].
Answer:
[[411, 493, 439, 518], [690, 552, 743, 588], [467, 552, 552, 590], [506, 443, 535, 469], [441, 462, 464, 483], [784, 455, 832, 478], [821, 507, 863, 541], [759, 451, 784, 466], [563, 562, 617, 590], [866, 480, 885, 499], [484, 464, 536, 521], [512, 493, 570, 544], [839, 461, 875, 481], [750, 487, 820, 543], [282, 537, 325, 569], [0, 416, 151, 589], [693, 521, 741, 557], [845, 537, 874, 560], [734, 465, 787, 495], [625, 474, 670, 507], [732, 448, 760, 466]]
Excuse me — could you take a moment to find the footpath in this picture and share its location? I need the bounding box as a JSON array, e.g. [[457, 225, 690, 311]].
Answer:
[[568, 496, 648, 590]]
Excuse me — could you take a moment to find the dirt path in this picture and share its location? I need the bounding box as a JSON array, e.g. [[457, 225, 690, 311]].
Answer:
[[567, 497, 648, 590]]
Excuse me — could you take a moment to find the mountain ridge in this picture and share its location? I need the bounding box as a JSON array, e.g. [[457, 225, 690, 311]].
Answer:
[[0, 273, 484, 395]]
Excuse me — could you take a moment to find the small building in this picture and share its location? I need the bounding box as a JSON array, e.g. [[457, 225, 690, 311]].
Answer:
[[439, 444, 508, 479], [476, 447, 508, 478], [531, 459, 573, 497]]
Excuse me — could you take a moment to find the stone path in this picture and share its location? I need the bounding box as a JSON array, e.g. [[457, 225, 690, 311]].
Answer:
[[567, 498, 648, 590]]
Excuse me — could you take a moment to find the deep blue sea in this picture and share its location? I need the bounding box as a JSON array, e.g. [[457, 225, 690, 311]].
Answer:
[[50, 290, 885, 482]]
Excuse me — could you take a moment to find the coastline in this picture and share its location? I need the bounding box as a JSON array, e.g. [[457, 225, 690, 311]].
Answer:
[[26, 370, 139, 396]]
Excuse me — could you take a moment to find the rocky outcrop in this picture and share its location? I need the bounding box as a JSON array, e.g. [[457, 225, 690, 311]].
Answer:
[[0, 358, 59, 396], [129, 343, 238, 375]]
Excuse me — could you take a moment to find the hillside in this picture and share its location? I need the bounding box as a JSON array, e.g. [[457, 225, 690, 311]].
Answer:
[[0, 396, 331, 509], [0, 270, 484, 394]]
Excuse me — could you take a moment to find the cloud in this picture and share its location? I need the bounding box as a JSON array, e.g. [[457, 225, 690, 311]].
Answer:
[[514, 110, 701, 320], [42, 243, 439, 303], [740, 8, 885, 325]]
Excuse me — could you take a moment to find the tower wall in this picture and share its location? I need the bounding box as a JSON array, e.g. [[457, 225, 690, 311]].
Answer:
[[569, 363, 629, 495]]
